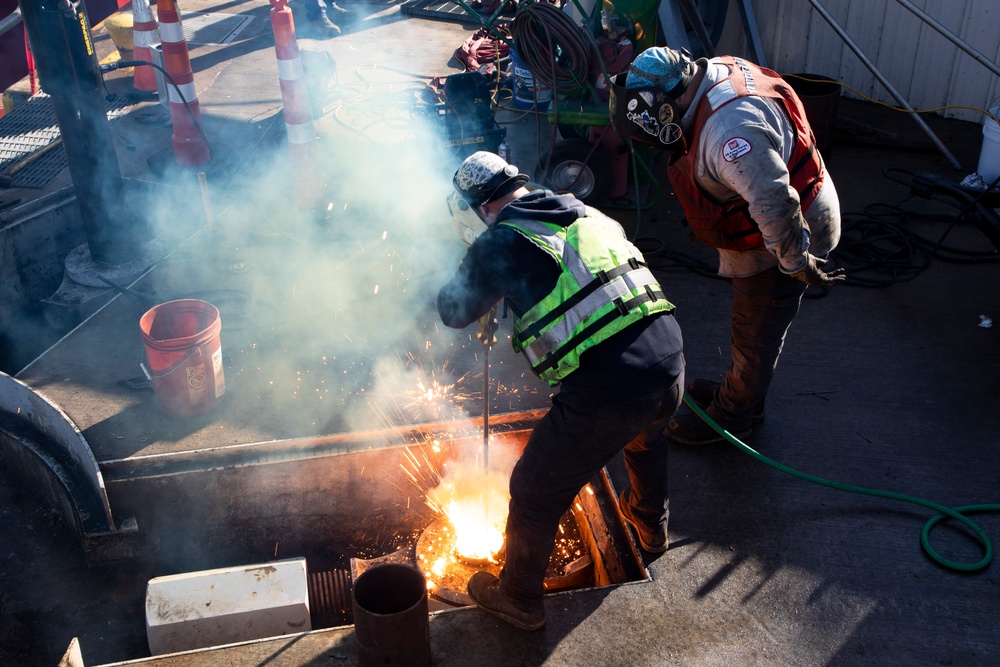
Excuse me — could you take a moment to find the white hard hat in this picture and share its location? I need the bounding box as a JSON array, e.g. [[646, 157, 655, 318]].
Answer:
[[453, 151, 529, 206]]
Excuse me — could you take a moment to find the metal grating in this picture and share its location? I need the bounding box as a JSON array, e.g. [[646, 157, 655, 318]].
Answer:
[[308, 568, 353, 627], [3, 143, 69, 190], [400, 0, 481, 24], [0, 93, 135, 189], [182, 12, 255, 45]]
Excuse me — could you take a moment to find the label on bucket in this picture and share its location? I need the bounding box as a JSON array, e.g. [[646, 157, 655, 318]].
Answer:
[[212, 348, 226, 398], [186, 362, 209, 406], [512, 58, 552, 109]]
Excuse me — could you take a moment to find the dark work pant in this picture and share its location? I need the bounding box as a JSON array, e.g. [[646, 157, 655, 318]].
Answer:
[[304, 0, 334, 20], [499, 350, 684, 605], [712, 267, 807, 428]]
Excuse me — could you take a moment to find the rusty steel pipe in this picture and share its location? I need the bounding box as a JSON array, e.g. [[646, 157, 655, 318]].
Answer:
[[352, 564, 431, 667]]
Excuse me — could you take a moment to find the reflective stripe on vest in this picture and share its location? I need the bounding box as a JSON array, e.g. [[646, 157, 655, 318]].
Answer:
[[499, 210, 674, 384]]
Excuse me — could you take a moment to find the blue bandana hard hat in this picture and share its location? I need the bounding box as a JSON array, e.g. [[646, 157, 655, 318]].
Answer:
[[625, 47, 694, 95]]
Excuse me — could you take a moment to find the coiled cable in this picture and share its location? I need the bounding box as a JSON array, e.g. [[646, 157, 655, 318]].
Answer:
[[511, 2, 592, 96]]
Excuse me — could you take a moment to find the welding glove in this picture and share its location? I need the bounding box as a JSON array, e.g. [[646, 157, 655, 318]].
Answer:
[[791, 253, 847, 287], [477, 306, 499, 346]]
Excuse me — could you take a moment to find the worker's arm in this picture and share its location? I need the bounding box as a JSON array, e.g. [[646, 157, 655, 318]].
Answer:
[[701, 100, 842, 284], [437, 233, 507, 329], [707, 130, 810, 268]]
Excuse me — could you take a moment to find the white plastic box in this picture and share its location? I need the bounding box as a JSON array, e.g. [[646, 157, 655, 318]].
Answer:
[[145, 557, 311, 655]]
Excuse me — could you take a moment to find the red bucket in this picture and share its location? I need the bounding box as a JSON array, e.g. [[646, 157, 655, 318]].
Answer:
[[139, 299, 226, 417]]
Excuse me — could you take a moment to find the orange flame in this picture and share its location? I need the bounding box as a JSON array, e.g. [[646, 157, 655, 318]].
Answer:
[[427, 460, 508, 562]]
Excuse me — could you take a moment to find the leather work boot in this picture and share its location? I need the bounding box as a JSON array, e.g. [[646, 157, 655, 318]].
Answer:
[[307, 8, 341, 34], [666, 410, 751, 446], [618, 490, 667, 553], [467, 572, 545, 631], [685, 378, 765, 424]]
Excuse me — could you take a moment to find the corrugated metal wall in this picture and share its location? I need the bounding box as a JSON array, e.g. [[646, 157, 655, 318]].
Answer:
[[716, 0, 1000, 123]]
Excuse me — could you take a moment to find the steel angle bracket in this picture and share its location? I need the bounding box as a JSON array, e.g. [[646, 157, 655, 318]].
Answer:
[[0, 371, 139, 564]]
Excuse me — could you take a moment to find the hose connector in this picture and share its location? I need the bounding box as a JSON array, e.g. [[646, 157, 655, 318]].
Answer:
[[99, 60, 149, 73]]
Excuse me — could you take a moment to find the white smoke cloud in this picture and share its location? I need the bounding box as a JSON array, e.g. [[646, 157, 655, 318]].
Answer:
[[136, 66, 491, 441]]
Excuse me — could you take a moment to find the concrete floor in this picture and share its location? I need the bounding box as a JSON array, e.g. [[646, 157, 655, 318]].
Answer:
[[1, 0, 999, 665]]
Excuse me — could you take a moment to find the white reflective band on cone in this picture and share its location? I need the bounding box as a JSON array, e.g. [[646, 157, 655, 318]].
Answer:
[[285, 122, 316, 144], [158, 22, 184, 43], [134, 30, 159, 49], [277, 58, 304, 81], [168, 81, 198, 104]]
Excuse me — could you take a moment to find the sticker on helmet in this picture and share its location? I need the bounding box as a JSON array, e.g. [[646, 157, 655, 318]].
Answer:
[[627, 110, 661, 138], [658, 104, 674, 125], [638, 91, 655, 106], [627, 98, 638, 111], [723, 137, 752, 161], [659, 123, 683, 144]]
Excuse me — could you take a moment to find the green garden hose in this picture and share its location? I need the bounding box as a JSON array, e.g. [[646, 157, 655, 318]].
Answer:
[[684, 394, 999, 572]]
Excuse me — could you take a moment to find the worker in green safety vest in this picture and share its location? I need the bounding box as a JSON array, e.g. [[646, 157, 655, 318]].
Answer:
[[438, 151, 685, 631]]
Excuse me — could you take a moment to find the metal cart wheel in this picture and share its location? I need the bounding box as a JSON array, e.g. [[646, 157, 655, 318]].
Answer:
[[535, 139, 612, 205], [557, 124, 587, 141]]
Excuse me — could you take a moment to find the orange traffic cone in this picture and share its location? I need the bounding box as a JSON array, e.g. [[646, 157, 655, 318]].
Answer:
[[132, 0, 159, 93], [155, 0, 210, 166], [270, 0, 324, 209]]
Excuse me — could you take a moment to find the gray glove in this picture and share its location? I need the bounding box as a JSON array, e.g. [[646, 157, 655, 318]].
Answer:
[[791, 254, 846, 287], [477, 305, 499, 346]]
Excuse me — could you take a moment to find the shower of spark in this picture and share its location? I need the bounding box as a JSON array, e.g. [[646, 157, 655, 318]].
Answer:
[[394, 436, 511, 564], [403, 376, 474, 423], [351, 339, 514, 564], [365, 350, 475, 427]]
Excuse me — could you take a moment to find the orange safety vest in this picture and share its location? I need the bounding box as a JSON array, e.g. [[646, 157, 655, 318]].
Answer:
[[667, 57, 825, 251]]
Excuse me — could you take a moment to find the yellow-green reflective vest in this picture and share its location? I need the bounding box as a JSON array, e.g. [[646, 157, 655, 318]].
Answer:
[[499, 208, 675, 385]]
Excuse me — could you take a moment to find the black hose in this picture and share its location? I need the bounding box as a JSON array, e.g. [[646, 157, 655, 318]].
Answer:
[[511, 3, 593, 96], [100, 59, 213, 153]]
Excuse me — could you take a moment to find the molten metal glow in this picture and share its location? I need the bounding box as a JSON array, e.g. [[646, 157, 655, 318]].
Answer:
[[445, 497, 505, 561], [428, 461, 508, 562], [430, 556, 448, 578]]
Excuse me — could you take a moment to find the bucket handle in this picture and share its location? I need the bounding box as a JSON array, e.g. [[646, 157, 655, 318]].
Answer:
[[140, 345, 205, 381]]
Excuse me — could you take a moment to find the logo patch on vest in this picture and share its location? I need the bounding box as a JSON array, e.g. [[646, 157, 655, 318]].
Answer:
[[723, 137, 752, 161]]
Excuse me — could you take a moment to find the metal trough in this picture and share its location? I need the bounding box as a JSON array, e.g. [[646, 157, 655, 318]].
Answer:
[[98, 409, 649, 629]]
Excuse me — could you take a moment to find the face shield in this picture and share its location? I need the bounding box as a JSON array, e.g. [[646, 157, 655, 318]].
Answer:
[[608, 73, 688, 154], [447, 191, 489, 246]]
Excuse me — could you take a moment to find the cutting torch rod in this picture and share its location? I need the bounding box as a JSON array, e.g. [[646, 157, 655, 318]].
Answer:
[[478, 305, 499, 473], [483, 343, 490, 472]]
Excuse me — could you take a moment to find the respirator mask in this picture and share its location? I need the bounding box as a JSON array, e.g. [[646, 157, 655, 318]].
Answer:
[[447, 192, 489, 246]]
